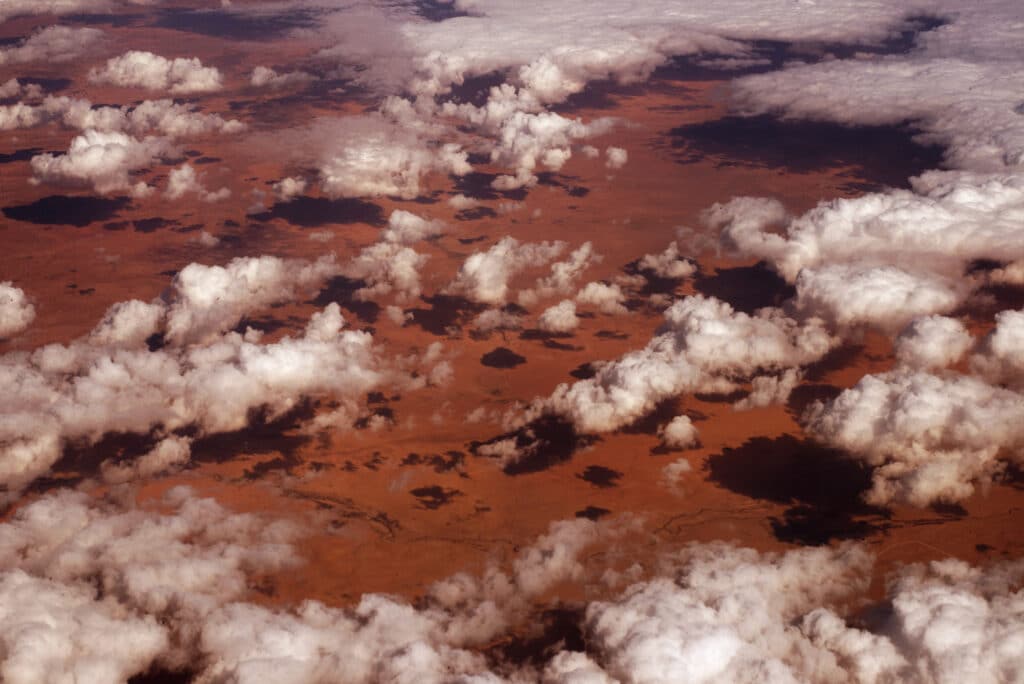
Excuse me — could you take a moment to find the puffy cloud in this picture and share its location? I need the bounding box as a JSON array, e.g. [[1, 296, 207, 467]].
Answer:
[[2, 95, 245, 140], [249, 65, 316, 89], [272, 176, 307, 202], [89, 51, 224, 95], [0, 79, 41, 100], [0, 255, 392, 493], [804, 369, 1024, 506], [0, 283, 34, 340], [166, 255, 340, 345], [659, 414, 698, 449], [29, 129, 175, 196], [165, 163, 231, 202], [519, 242, 599, 307], [971, 308, 1024, 389], [447, 237, 565, 305], [0, 25, 103, 65], [526, 295, 835, 433], [0, 570, 168, 684], [576, 281, 628, 316], [637, 241, 697, 280], [794, 264, 965, 332], [382, 209, 445, 244], [343, 242, 430, 302], [317, 115, 470, 200], [448, 193, 480, 210], [733, 368, 802, 411], [895, 315, 974, 370], [472, 308, 524, 335], [605, 146, 627, 169], [537, 300, 579, 334], [583, 543, 874, 684]]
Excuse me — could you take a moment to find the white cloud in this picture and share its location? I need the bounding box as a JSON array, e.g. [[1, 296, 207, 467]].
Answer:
[[382, 209, 445, 244], [30, 129, 174, 196], [971, 308, 1024, 390], [446, 236, 565, 305], [659, 414, 698, 449], [519, 241, 599, 307], [576, 281, 628, 315], [605, 146, 627, 169], [0, 283, 34, 340], [637, 241, 697, 280], [895, 315, 974, 370], [524, 295, 835, 433], [89, 51, 224, 95], [165, 163, 231, 202], [0, 26, 103, 65], [272, 176, 307, 202], [804, 369, 1024, 506], [537, 300, 579, 334], [250, 65, 316, 89], [344, 242, 429, 302]]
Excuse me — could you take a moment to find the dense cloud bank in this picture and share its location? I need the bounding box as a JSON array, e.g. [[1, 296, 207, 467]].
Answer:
[[0, 255, 389, 497], [1, 494, 1021, 684]]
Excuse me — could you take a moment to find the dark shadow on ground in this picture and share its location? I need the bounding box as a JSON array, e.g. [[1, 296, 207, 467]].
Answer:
[[667, 116, 944, 190], [401, 450, 467, 476], [487, 607, 586, 670], [471, 416, 599, 476], [410, 485, 463, 510], [0, 148, 43, 164], [693, 261, 795, 314], [481, 347, 527, 368], [706, 434, 891, 545], [313, 276, 381, 324], [3, 195, 131, 226], [253, 197, 383, 227], [408, 294, 487, 336], [152, 7, 319, 40], [575, 506, 611, 520], [577, 465, 622, 488]]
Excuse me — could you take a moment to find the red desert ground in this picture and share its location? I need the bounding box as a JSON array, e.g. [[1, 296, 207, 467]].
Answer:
[[1, 1, 1023, 682]]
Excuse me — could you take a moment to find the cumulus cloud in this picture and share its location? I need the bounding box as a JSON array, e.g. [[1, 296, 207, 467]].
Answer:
[[382, 209, 445, 244], [733, 368, 803, 411], [315, 115, 471, 200], [30, 129, 174, 196], [659, 414, 698, 449], [343, 242, 429, 302], [519, 241, 599, 307], [250, 65, 316, 89], [895, 315, 974, 370], [165, 163, 231, 202], [0, 25, 103, 65], [0, 79, 41, 100], [525, 295, 835, 433], [471, 308, 524, 335], [165, 255, 340, 345], [804, 369, 1024, 506], [0, 255, 395, 494], [605, 146, 627, 169], [637, 241, 697, 280], [971, 308, 1024, 389], [576, 281, 628, 315], [0, 283, 34, 340], [537, 300, 579, 334], [272, 176, 307, 202], [447, 237, 565, 305], [89, 51, 224, 95]]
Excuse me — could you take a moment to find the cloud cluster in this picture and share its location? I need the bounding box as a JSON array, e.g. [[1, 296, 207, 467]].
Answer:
[[537, 300, 579, 334], [250, 65, 316, 89], [89, 51, 224, 95], [447, 237, 565, 305], [804, 369, 1024, 506], [165, 163, 231, 202], [0, 25, 103, 65], [382, 209, 445, 244], [30, 129, 175, 196], [0, 255, 392, 495], [0, 283, 34, 340], [524, 295, 835, 433]]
